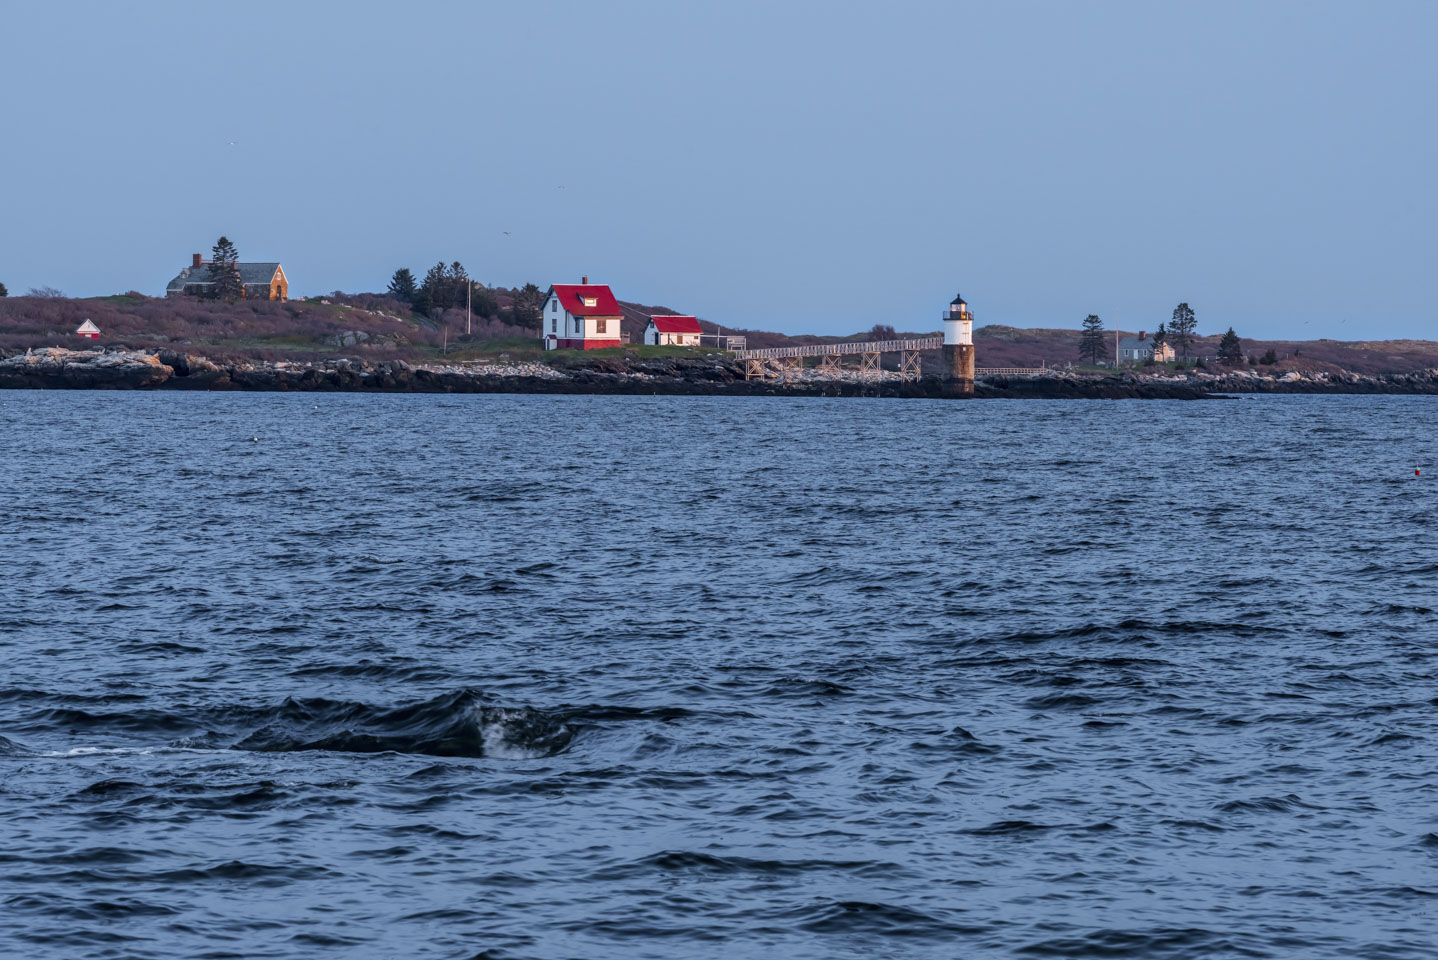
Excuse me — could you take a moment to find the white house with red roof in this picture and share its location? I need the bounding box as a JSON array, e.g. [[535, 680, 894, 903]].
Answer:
[[643, 315, 702, 347], [541, 277, 625, 350]]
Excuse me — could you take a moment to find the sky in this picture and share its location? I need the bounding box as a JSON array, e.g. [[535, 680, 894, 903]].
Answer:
[[1, 0, 1435, 340]]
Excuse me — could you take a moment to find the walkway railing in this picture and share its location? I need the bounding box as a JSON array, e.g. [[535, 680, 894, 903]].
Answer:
[[977, 366, 1046, 376], [732, 337, 941, 360]]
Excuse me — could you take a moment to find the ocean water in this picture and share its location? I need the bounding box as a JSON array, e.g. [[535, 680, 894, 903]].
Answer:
[[1, 391, 1435, 960]]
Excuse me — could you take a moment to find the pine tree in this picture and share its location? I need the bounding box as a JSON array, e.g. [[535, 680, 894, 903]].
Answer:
[[207, 236, 243, 302], [447, 262, 469, 308], [1218, 327, 1244, 365], [0, 282, 8, 297], [1151, 321, 1168, 350], [415, 262, 448, 317], [471, 285, 499, 319], [1078, 313, 1106, 365], [387, 268, 416, 303], [1170, 302, 1197, 358], [511, 282, 545, 328]]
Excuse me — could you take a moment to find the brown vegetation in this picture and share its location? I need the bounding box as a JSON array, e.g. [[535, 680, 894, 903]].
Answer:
[[0, 292, 535, 361], [2, 290, 1435, 376]]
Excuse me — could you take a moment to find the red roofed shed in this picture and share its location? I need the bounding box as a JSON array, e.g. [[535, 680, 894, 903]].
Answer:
[[644, 315, 702, 346]]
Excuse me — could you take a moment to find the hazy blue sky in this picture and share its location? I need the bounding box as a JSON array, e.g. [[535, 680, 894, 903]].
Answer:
[[2, 0, 1434, 339]]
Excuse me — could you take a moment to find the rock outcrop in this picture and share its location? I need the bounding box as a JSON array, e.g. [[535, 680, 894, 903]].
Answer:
[[0, 347, 173, 389], [4, 348, 1437, 398]]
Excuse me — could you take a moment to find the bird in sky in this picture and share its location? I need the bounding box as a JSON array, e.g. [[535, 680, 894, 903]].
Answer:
[[503, 231, 511, 236]]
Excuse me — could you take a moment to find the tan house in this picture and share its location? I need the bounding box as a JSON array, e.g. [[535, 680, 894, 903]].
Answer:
[[1119, 331, 1174, 364], [166, 253, 288, 301]]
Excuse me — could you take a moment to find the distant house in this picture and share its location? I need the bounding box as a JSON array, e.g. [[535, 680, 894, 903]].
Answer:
[[1119, 331, 1174, 364], [75, 319, 100, 339], [166, 253, 288, 301], [541, 277, 624, 350], [643, 315, 701, 346]]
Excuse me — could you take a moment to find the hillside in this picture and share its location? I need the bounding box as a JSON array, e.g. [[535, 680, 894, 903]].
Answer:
[[970, 325, 1438, 375], [1, 293, 1435, 376]]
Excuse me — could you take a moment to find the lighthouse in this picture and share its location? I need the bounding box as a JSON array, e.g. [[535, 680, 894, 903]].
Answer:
[[942, 292, 976, 394]]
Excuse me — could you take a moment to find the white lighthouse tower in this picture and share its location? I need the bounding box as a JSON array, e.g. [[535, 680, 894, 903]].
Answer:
[[944, 293, 973, 347], [942, 292, 976, 394]]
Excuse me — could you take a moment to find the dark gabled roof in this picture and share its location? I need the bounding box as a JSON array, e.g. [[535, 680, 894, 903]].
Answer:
[[167, 262, 283, 292], [950, 293, 967, 307]]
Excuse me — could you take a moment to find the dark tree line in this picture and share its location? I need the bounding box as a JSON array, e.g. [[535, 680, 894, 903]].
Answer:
[[0, 282, 7, 298], [387, 262, 499, 320], [385, 266, 549, 329]]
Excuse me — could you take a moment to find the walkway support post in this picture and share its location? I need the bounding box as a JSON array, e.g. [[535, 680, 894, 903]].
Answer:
[[900, 349, 922, 382]]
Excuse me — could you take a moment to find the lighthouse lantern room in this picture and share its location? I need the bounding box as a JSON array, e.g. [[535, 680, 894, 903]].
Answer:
[[943, 293, 973, 346]]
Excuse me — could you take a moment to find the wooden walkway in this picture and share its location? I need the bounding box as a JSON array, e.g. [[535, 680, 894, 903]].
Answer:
[[732, 337, 941, 360], [732, 338, 1050, 382]]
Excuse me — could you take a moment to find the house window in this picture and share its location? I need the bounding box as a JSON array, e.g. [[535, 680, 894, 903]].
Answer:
[[597, 319, 607, 334], [582, 297, 597, 307], [551, 318, 556, 332], [550, 299, 557, 312]]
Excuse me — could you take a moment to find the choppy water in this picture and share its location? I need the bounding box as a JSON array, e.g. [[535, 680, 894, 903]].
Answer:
[[1, 391, 1435, 959]]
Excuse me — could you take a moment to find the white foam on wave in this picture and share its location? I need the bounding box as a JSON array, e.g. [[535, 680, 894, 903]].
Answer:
[[41, 745, 232, 758], [478, 708, 565, 760]]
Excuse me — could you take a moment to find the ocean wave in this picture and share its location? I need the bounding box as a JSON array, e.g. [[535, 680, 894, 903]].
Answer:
[[232, 689, 572, 759], [0, 735, 33, 757]]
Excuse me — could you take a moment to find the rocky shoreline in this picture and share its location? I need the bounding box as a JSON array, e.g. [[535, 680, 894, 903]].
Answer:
[[2, 347, 1436, 399]]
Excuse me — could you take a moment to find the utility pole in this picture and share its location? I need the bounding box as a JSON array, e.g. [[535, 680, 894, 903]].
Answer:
[[466, 280, 472, 337]]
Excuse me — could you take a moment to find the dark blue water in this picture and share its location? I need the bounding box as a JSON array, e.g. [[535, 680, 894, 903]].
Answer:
[[1, 392, 1435, 959]]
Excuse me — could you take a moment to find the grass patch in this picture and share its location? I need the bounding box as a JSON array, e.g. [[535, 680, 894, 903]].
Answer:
[[550, 344, 724, 359]]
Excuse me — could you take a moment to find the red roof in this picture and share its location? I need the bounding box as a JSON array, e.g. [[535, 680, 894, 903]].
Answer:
[[549, 284, 622, 317], [649, 315, 702, 334]]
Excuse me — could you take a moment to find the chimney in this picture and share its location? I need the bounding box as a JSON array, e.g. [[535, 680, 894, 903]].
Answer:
[[192, 253, 202, 269], [1139, 330, 1147, 340], [581, 275, 588, 285]]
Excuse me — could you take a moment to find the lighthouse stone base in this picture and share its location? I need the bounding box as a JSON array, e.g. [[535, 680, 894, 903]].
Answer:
[[943, 344, 975, 396]]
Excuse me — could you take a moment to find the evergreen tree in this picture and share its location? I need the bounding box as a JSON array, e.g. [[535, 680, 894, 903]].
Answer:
[[511, 282, 545, 328], [416, 262, 448, 317], [1078, 313, 1106, 365], [1260, 348, 1277, 365], [447, 262, 468, 307], [1218, 327, 1244, 365], [387, 267, 416, 303], [471, 284, 499, 319], [207, 236, 243, 302], [0, 282, 8, 297], [1151, 321, 1168, 350], [1170, 302, 1197, 358]]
